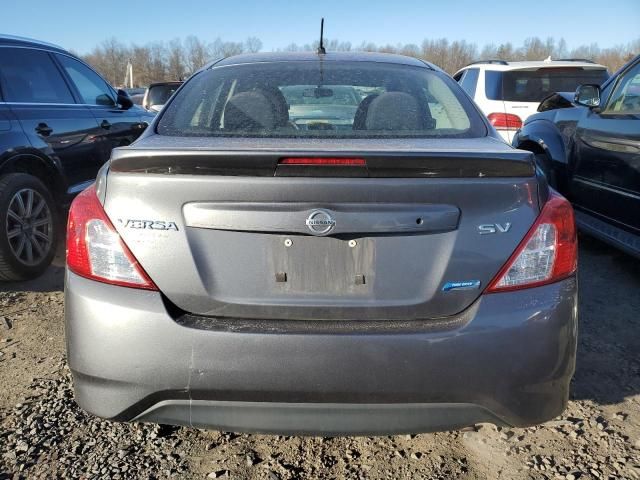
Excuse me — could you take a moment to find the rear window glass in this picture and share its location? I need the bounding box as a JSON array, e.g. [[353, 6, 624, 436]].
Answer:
[[157, 62, 486, 138], [485, 68, 609, 102]]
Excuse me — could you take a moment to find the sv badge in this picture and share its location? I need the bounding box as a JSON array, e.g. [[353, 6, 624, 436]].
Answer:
[[478, 223, 511, 235]]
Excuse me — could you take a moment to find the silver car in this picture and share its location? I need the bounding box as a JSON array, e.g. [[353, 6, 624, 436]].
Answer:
[[65, 52, 578, 435]]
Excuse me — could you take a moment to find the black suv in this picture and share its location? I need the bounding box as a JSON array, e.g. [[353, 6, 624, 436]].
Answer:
[[513, 54, 640, 258], [0, 35, 153, 280]]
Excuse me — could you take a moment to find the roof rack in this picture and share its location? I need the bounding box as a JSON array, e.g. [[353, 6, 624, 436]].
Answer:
[[466, 59, 509, 66], [556, 58, 595, 63]]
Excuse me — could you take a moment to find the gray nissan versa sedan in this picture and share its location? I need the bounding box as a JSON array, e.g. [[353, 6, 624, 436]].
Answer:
[[65, 52, 578, 435]]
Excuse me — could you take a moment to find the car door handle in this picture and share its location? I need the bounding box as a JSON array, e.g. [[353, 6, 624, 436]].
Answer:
[[35, 123, 53, 136], [100, 120, 111, 130]]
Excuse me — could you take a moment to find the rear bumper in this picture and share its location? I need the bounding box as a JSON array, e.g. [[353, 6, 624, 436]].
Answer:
[[65, 271, 578, 435]]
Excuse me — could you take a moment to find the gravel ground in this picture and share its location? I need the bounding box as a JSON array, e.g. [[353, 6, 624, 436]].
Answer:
[[0, 234, 639, 479]]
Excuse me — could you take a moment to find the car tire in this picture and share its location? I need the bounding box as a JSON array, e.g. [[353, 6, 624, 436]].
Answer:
[[534, 153, 557, 189], [0, 173, 58, 281]]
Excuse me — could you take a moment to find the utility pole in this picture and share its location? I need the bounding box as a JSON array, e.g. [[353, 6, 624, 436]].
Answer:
[[123, 60, 133, 88]]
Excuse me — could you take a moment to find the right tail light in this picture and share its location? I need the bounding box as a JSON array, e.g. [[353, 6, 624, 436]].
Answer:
[[488, 112, 523, 131], [486, 191, 577, 293]]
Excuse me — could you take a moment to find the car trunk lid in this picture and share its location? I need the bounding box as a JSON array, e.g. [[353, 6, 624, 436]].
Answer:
[[104, 136, 538, 320]]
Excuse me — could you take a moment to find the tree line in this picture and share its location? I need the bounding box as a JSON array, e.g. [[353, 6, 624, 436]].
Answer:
[[79, 36, 639, 87], [81, 36, 262, 87]]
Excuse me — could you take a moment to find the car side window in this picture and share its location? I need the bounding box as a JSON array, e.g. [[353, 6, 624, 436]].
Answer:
[[603, 62, 640, 114], [484, 71, 502, 100], [56, 54, 115, 106], [0, 47, 74, 104], [458, 68, 479, 98]]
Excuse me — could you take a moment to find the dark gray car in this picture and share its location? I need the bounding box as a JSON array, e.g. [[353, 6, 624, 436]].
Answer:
[[65, 52, 578, 435]]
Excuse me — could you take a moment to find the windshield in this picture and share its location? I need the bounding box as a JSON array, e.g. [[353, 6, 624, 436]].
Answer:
[[485, 67, 609, 102], [157, 61, 486, 138]]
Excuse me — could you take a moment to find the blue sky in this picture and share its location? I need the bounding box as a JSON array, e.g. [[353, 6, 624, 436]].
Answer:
[[4, 0, 639, 54]]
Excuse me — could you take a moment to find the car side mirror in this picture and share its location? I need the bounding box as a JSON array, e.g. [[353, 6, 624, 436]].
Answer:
[[574, 84, 601, 108], [116, 89, 134, 110]]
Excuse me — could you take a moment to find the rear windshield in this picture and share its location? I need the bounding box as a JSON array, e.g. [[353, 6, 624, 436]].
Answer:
[[485, 68, 609, 102], [156, 61, 486, 138]]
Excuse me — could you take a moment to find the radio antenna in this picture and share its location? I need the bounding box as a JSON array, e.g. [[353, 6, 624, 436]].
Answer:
[[317, 18, 326, 55]]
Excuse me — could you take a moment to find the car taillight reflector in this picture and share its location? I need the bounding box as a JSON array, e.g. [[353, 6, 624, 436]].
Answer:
[[279, 157, 366, 166], [66, 185, 157, 290], [488, 112, 523, 130], [486, 191, 577, 293]]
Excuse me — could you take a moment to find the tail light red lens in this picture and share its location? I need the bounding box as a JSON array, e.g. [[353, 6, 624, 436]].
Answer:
[[486, 191, 577, 293], [488, 112, 523, 130], [279, 157, 366, 166], [66, 185, 158, 290]]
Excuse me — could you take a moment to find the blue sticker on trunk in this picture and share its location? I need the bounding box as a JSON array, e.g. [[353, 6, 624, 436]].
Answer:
[[442, 280, 481, 292]]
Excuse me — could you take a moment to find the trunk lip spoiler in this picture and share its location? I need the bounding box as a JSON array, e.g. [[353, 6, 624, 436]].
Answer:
[[109, 150, 535, 178]]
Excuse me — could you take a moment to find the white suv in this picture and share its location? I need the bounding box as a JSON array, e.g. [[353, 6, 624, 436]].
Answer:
[[453, 59, 608, 143]]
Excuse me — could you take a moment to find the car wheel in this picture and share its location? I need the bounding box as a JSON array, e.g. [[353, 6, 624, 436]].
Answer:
[[0, 173, 58, 281], [534, 153, 557, 189]]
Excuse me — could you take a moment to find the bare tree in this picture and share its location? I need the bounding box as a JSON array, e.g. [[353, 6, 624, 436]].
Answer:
[[400, 43, 420, 57], [167, 39, 186, 80], [521, 37, 553, 60], [244, 37, 263, 53], [496, 43, 516, 61], [130, 44, 154, 86], [210, 38, 245, 58], [357, 41, 378, 52], [281, 42, 301, 52], [447, 40, 477, 72], [421, 39, 450, 70], [185, 36, 209, 74], [556, 38, 569, 59], [84, 37, 128, 86], [148, 42, 167, 83]]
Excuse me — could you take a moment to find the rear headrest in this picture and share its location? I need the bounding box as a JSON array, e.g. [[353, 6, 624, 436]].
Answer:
[[256, 86, 289, 127], [365, 92, 424, 131], [224, 91, 276, 131], [352, 94, 379, 130]]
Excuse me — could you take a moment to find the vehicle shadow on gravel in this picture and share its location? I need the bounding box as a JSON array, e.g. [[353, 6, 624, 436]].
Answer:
[[571, 234, 640, 406]]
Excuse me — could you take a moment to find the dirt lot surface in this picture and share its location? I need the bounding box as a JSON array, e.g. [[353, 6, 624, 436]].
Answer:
[[0, 234, 639, 479]]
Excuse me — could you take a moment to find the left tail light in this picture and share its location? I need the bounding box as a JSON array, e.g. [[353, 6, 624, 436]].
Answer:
[[66, 185, 158, 290]]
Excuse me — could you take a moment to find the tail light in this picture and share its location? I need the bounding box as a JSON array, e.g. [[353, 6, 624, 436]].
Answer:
[[488, 112, 522, 131], [66, 185, 157, 290], [486, 191, 577, 293]]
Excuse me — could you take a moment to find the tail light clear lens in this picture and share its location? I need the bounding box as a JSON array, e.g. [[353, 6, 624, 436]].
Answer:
[[66, 185, 157, 290], [487, 191, 577, 293], [488, 112, 523, 130]]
